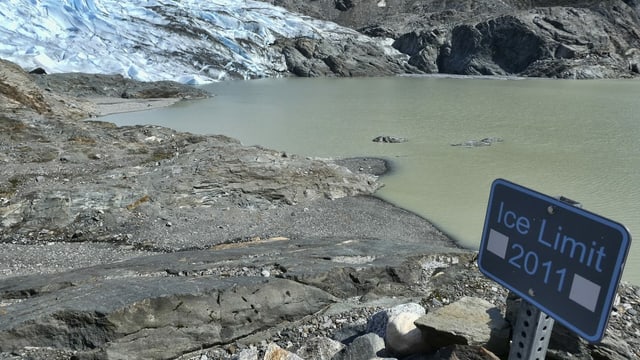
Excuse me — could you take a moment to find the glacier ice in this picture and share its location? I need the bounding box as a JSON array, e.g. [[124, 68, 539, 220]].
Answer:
[[0, 0, 393, 84]]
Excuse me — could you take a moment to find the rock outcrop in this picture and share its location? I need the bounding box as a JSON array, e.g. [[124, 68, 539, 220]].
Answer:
[[274, 35, 414, 77], [263, 0, 640, 79]]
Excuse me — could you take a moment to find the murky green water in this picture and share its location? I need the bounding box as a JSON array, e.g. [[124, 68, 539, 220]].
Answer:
[[106, 76, 640, 284]]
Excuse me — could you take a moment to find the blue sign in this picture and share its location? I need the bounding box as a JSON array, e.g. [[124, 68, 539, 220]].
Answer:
[[478, 179, 631, 342]]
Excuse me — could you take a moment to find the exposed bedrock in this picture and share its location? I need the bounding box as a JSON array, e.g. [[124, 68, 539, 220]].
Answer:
[[264, 0, 640, 79]]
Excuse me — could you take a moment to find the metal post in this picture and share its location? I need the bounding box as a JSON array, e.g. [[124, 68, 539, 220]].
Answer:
[[508, 195, 581, 360], [508, 300, 555, 360]]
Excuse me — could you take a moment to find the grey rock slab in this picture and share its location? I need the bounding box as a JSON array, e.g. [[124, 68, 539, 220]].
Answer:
[[0, 276, 336, 358], [414, 296, 510, 356], [0, 224, 468, 357], [332, 332, 388, 360], [0, 235, 465, 301]]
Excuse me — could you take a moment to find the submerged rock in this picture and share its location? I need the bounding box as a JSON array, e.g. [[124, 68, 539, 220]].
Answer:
[[451, 137, 503, 147], [372, 135, 408, 143]]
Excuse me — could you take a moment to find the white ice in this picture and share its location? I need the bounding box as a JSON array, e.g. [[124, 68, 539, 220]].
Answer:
[[0, 0, 381, 84]]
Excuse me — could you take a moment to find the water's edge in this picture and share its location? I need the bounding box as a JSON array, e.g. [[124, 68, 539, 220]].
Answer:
[[106, 76, 640, 284]]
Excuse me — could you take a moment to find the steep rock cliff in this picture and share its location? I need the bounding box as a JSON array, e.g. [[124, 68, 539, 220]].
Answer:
[[264, 0, 640, 78]]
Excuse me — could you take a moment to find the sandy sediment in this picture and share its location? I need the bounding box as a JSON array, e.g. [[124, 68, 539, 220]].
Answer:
[[87, 96, 184, 116]]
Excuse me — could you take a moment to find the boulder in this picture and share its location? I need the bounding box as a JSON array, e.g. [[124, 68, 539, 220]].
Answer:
[[393, 30, 446, 73], [385, 312, 431, 356], [414, 296, 511, 356], [367, 302, 426, 339], [295, 336, 344, 359], [264, 343, 303, 360], [332, 333, 388, 360], [234, 348, 260, 360]]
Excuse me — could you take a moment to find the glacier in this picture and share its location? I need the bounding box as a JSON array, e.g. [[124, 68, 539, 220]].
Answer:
[[0, 0, 390, 84]]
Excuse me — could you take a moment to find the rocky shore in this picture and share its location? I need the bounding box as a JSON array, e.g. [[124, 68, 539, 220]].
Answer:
[[1, 55, 640, 360]]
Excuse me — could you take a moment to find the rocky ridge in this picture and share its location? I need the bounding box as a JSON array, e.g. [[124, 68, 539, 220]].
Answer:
[[264, 0, 640, 79], [1, 57, 640, 360]]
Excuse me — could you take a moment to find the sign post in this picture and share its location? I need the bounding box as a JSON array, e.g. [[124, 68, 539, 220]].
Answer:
[[478, 179, 631, 348], [508, 300, 554, 360]]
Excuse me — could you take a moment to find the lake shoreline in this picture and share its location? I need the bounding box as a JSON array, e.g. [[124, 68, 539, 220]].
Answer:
[[1, 59, 639, 359]]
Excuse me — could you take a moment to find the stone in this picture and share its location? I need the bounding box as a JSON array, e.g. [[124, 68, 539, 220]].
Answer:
[[425, 344, 501, 360], [385, 312, 431, 356], [367, 302, 426, 338], [414, 296, 510, 356], [393, 30, 445, 73], [295, 336, 344, 360], [332, 333, 387, 360], [264, 343, 303, 360], [234, 348, 259, 360]]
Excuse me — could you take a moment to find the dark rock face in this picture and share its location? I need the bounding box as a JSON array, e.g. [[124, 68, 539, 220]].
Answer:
[[440, 16, 546, 75], [275, 35, 415, 77], [393, 30, 446, 73], [262, 0, 640, 79], [335, 0, 354, 12]]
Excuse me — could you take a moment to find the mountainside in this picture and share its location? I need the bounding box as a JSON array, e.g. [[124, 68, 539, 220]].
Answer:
[[263, 0, 640, 79], [0, 0, 413, 83], [2, 0, 640, 82]]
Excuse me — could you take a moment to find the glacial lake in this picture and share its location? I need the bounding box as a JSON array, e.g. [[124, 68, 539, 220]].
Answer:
[[106, 76, 640, 285]]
